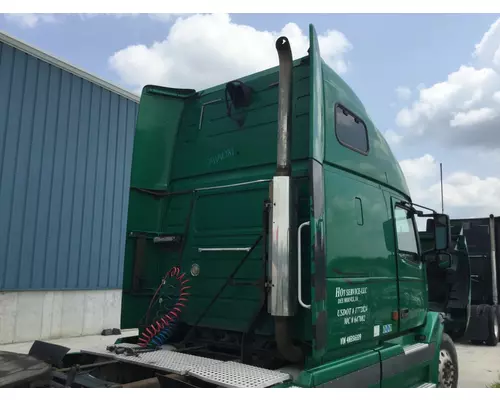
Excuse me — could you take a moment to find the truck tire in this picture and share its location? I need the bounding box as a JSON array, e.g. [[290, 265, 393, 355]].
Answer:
[[438, 333, 459, 388], [486, 305, 499, 346]]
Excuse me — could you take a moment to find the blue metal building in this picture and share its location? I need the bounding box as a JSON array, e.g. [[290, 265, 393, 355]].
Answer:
[[0, 31, 140, 344]]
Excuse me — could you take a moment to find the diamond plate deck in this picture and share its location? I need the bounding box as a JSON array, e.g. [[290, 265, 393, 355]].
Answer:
[[81, 346, 222, 375], [113, 350, 223, 375], [188, 361, 291, 388], [80, 345, 291, 387]]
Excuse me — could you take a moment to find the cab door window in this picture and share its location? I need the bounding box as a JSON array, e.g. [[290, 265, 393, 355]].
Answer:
[[394, 206, 420, 264]]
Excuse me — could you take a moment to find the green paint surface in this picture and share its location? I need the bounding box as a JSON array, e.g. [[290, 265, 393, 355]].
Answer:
[[120, 23, 446, 388]]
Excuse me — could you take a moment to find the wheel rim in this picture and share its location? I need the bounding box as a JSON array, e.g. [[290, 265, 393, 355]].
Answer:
[[438, 349, 456, 388]]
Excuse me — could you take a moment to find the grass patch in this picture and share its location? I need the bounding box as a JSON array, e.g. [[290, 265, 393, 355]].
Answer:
[[488, 375, 500, 388]]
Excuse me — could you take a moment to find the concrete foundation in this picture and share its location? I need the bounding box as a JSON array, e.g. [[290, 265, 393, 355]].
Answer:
[[0, 289, 122, 345]]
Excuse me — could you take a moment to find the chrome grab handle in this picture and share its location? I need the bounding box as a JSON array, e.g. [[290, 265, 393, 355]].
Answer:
[[198, 247, 251, 252], [298, 221, 311, 310]]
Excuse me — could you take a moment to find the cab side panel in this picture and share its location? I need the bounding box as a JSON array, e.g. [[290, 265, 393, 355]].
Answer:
[[323, 165, 398, 358]]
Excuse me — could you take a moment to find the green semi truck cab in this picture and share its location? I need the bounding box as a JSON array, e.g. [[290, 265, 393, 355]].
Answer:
[[0, 24, 463, 389]]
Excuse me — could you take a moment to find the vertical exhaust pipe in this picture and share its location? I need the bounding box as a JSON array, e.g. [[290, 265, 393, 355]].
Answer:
[[275, 37, 293, 177], [268, 36, 303, 363]]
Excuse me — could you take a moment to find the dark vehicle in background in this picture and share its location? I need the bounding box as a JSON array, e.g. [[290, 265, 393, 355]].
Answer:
[[450, 215, 499, 346], [420, 218, 471, 342]]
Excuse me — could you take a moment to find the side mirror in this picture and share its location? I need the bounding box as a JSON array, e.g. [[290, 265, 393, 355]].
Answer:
[[434, 213, 451, 251]]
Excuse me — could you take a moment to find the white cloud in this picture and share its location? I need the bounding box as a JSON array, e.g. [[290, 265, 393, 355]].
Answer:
[[398, 154, 442, 227], [395, 86, 411, 101], [429, 172, 500, 218], [400, 154, 438, 182], [393, 18, 500, 148], [449, 107, 497, 127], [473, 18, 500, 66], [108, 13, 352, 93], [399, 154, 500, 219], [436, 173, 500, 209], [4, 13, 58, 28], [383, 129, 403, 146]]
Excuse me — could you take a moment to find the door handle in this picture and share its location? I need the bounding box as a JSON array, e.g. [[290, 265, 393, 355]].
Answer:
[[400, 308, 410, 319]]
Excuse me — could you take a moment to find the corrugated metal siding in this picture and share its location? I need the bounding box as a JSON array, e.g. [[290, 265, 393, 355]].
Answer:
[[0, 40, 138, 290]]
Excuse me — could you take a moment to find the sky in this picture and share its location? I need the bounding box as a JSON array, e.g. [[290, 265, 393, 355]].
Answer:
[[1, 12, 500, 221]]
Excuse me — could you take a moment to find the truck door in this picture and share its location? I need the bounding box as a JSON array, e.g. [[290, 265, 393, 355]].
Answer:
[[391, 197, 428, 332]]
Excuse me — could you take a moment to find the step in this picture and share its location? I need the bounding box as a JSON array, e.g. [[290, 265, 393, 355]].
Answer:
[[188, 361, 291, 388], [403, 343, 429, 355], [417, 382, 436, 388]]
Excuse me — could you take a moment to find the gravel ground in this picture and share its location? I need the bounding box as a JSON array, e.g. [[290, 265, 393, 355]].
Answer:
[[457, 342, 500, 388]]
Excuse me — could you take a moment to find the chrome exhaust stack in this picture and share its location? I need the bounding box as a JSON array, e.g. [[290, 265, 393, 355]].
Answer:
[[268, 36, 303, 363], [275, 37, 293, 179], [268, 36, 294, 318]]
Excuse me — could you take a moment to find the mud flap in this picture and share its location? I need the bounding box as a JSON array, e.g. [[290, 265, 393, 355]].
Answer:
[[463, 304, 494, 344]]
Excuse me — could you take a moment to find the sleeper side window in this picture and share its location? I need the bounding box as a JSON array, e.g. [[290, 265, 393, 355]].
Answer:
[[335, 104, 369, 154]]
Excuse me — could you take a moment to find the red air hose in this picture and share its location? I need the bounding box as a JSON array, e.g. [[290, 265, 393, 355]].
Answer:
[[138, 266, 191, 348]]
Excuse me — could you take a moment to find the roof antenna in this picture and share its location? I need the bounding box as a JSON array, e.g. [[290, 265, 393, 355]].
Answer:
[[440, 162, 444, 214]]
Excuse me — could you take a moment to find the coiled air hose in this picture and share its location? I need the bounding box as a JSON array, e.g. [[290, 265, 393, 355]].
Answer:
[[138, 266, 191, 348]]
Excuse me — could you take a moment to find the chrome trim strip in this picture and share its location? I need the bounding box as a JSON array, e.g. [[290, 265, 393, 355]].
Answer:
[[198, 247, 251, 253], [196, 179, 270, 192]]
